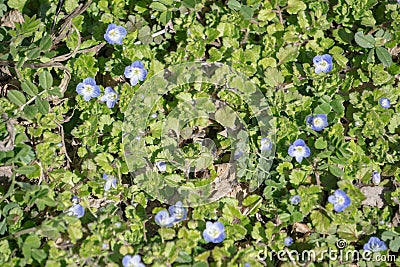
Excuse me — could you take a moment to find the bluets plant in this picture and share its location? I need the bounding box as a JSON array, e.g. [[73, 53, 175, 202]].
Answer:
[[260, 137, 273, 151], [67, 204, 85, 218], [102, 174, 117, 191], [76, 78, 101, 101], [155, 161, 166, 172], [379, 97, 391, 108], [203, 221, 226, 244], [124, 61, 148, 86], [122, 254, 145, 267], [288, 139, 310, 163], [284, 237, 293, 246], [328, 190, 351, 212], [155, 210, 175, 227], [104, 24, 127, 45], [313, 54, 333, 73], [363, 237, 387, 252], [306, 114, 329, 131], [372, 171, 381, 185], [290, 195, 301, 205], [168, 201, 188, 223], [100, 87, 119, 108]]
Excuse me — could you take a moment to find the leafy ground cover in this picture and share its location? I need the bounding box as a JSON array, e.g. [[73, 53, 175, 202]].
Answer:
[[1, 0, 400, 266]]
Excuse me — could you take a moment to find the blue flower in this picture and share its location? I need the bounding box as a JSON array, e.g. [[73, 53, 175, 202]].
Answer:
[[100, 87, 119, 108], [328, 189, 351, 212], [290, 195, 301, 205], [203, 221, 226, 244], [398, 0, 400, 4], [102, 174, 117, 191], [284, 237, 293, 246], [122, 254, 145, 267], [104, 24, 127, 45], [68, 204, 85, 218], [234, 150, 244, 160], [313, 54, 333, 74], [306, 114, 329, 131], [155, 161, 166, 172], [168, 201, 188, 222], [155, 210, 175, 227], [76, 77, 101, 101], [244, 263, 250, 267], [363, 237, 387, 252], [124, 61, 148, 86], [260, 137, 273, 151], [288, 139, 310, 163], [379, 97, 391, 108], [372, 171, 381, 185]]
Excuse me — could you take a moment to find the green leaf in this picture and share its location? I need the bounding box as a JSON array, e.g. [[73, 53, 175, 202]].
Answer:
[[7, 0, 28, 11], [215, 106, 236, 128], [35, 98, 50, 114], [240, 6, 254, 20], [315, 137, 327, 149], [21, 80, 38, 96], [22, 235, 41, 259], [7, 90, 26, 106], [149, 2, 167, 11], [287, 0, 306, 14], [354, 32, 375, 48], [277, 45, 299, 65], [329, 165, 344, 177], [310, 210, 331, 234], [26, 48, 40, 59], [16, 165, 38, 175], [39, 71, 53, 90], [389, 237, 400, 252], [264, 68, 284, 87], [375, 46, 393, 68], [23, 105, 38, 120], [39, 34, 52, 51], [242, 195, 261, 206], [227, 0, 241, 10]]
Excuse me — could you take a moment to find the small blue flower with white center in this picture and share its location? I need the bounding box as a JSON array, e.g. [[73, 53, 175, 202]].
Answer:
[[203, 221, 226, 243], [288, 139, 310, 163], [328, 189, 351, 212], [104, 24, 127, 45], [102, 174, 117, 191], [155, 210, 175, 227], [100, 87, 119, 108], [290, 195, 301, 205], [313, 54, 333, 74], [67, 203, 85, 218], [122, 254, 145, 267], [379, 97, 391, 108], [363, 237, 387, 252], [155, 161, 166, 172], [76, 77, 101, 101], [124, 61, 148, 86], [306, 114, 329, 131], [372, 171, 381, 185], [168, 201, 188, 223], [260, 137, 273, 151], [284, 237, 293, 246]]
